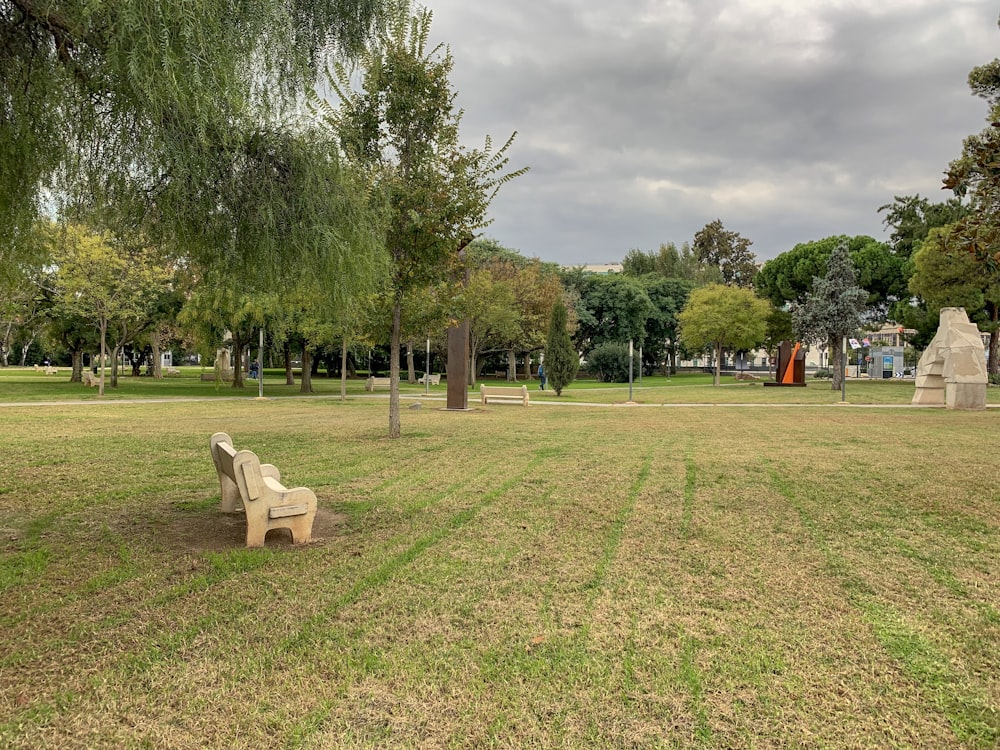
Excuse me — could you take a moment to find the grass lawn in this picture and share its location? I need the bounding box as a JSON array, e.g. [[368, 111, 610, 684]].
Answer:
[[3, 364, 999, 406], [0, 371, 997, 748]]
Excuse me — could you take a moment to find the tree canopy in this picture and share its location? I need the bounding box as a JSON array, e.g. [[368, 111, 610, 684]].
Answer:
[[678, 284, 769, 386], [1, 0, 391, 269], [790, 240, 867, 391], [692, 220, 758, 288], [324, 7, 525, 437]]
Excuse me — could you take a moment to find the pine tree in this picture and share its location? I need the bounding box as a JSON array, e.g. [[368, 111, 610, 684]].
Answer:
[[791, 240, 867, 390], [544, 299, 578, 396]]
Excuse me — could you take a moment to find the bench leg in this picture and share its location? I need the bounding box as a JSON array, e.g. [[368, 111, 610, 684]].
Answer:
[[245, 524, 267, 548], [286, 513, 315, 544]]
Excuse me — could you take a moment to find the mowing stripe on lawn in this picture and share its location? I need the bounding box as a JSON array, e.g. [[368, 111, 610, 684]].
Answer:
[[284, 450, 546, 652], [0, 453, 546, 737], [765, 464, 999, 748]]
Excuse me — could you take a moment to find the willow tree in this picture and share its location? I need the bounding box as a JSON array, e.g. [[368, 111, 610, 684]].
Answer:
[[321, 8, 525, 438], [1, 0, 391, 278]]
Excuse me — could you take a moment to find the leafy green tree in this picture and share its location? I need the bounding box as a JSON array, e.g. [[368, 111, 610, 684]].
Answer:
[[622, 248, 657, 276], [790, 241, 867, 391], [678, 284, 770, 386], [325, 8, 525, 437], [622, 242, 722, 285], [640, 276, 693, 375], [909, 226, 1000, 371], [762, 307, 794, 376], [1, 0, 390, 270], [544, 299, 578, 396], [562, 272, 654, 356], [459, 269, 520, 385], [692, 220, 758, 288], [0, 257, 51, 368], [755, 235, 902, 318], [50, 223, 171, 395], [878, 195, 969, 259], [177, 269, 263, 390], [940, 56, 1000, 374], [465, 239, 564, 380]]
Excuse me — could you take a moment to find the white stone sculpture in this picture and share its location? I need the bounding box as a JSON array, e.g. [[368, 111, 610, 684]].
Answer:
[[911, 307, 988, 410]]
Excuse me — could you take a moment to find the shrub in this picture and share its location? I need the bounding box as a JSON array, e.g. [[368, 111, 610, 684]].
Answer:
[[587, 342, 641, 383], [812, 368, 833, 379]]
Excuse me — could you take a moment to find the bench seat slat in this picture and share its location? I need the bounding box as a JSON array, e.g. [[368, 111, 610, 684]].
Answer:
[[269, 504, 309, 519]]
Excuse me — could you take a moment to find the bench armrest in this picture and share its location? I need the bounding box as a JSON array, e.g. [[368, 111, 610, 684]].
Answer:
[[260, 463, 281, 483]]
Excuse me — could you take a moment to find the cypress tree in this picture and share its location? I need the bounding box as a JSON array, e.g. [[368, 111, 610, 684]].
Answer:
[[544, 299, 578, 396]]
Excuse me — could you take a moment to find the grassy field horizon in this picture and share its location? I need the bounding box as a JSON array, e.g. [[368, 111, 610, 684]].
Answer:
[[2, 365, 997, 407], [0, 375, 997, 748]]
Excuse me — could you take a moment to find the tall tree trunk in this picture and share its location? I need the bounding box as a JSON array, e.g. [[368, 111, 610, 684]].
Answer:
[[111, 344, 121, 388], [831, 336, 844, 391], [507, 349, 516, 381], [406, 340, 416, 383], [713, 342, 722, 386], [468, 340, 478, 387], [71, 351, 83, 382], [20, 333, 36, 367], [988, 303, 999, 377], [0, 319, 11, 367], [231, 338, 245, 388], [300, 345, 313, 393], [98, 319, 107, 397], [389, 298, 402, 439], [284, 343, 295, 385], [340, 335, 348, 402], [151, 339, 162, 379]]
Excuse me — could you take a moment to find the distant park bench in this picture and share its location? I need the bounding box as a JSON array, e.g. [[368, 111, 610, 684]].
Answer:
[[209, 432, 317, 548], [200, 370, 233, 382], [480, 384, 529, 407], [418, 373, 441, 386], [365, 376, 391, 391]]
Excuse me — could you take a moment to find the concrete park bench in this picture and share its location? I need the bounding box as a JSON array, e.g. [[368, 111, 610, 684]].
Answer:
[[81, 370, 99, 387], [209, 432, 317, 548], [480, 384, 529, 406], [418, 373, 441, 386], [365, 376, 391, 391]]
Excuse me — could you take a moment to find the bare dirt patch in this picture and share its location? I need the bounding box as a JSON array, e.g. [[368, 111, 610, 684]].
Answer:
[[140, 505, 348, 552]]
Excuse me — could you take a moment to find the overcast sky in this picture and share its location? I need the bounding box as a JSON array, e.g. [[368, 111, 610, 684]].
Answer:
[[418, 0, 998, 267]]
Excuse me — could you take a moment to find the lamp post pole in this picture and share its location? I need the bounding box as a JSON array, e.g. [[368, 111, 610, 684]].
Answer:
[[629, 339, 634, 402], [841, 336, 847, 402], [258, 328, 264, 399]]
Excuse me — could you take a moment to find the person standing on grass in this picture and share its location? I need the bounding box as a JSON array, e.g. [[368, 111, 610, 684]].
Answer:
[[538, 363, 546, 390]]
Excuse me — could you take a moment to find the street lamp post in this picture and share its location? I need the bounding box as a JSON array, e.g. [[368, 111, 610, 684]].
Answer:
[[628, 339, 634, 402]]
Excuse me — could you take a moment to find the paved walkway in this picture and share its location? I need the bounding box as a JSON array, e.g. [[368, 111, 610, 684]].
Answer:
[[1, 394, 996, 409]]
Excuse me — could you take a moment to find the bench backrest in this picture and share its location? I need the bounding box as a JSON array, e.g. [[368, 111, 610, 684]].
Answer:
[[215, 439, 266, 503], [231, 449, 266, 501]]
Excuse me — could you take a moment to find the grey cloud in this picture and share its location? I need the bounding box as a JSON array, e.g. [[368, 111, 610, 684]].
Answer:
[[421, 0, 997, 264]]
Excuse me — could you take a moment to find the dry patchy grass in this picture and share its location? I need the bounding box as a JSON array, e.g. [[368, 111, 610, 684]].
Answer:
[[0, 399, 997, 749]]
